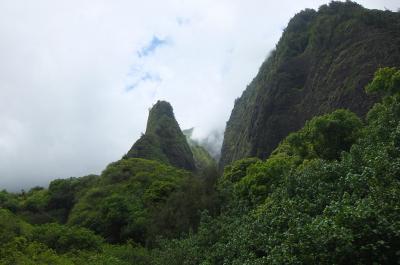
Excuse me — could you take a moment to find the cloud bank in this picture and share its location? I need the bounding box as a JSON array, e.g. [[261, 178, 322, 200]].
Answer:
[[0, 0, 398, 190]]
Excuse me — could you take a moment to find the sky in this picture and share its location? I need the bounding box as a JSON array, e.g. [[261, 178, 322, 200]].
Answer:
[[0, 0, 398, 191]]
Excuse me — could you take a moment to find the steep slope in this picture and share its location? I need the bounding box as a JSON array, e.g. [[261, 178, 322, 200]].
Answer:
[[126, 101, 196, 171], [220, 1, 400, 168], [154, 68, 400, 265], [183, 128, 217, 171]]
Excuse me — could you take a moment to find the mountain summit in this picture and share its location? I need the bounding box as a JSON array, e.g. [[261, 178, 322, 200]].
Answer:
[[220, 1, 400, 168], [126, 100, 196, 171]]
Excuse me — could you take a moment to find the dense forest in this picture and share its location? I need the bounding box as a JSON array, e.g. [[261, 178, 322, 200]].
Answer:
[[1, 2, 400, 265]]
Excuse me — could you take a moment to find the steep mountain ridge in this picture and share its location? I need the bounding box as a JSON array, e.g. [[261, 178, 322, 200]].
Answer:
[[220, 1, 400, 167], [2, 3, 400, 263], [126, 101, 196, 171]]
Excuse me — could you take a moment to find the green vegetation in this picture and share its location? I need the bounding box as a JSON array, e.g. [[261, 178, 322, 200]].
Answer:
[[220, 0, 400, 167], [183, 128, 217, 172], [1, 67, 400, 264], [152, 67, 400, 265], [0, 157, 215, 264], [127, 101, 196, 171], [1, 2, 400, 264], [0, 175, 99, 225], [0, 98, 220, 264], [68, 158, 204, 244], [282, 109, 362, 161], [0, 208, 142, 265]]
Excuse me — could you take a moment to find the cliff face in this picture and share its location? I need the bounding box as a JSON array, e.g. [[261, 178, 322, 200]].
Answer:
[[183, 128, 217, 171], [220, 2, 400, 168], [127, 101, 196, 171]]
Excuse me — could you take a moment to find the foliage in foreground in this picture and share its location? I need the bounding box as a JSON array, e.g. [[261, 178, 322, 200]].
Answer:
[[1, 68, 400, 265], [0, 208, 148, 265], [68, 158, 215, 245], [152, 67, 400, 265]]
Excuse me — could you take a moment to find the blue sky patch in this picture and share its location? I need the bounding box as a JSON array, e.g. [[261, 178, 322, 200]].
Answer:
[[137, 36, 168, 57], [126, 72, 161, 91]]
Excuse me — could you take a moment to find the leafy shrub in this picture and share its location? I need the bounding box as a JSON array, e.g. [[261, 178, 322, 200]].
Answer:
[[284, 109, 362, 160], [68, 158, 205, 245], [31, 223, 103, 253]]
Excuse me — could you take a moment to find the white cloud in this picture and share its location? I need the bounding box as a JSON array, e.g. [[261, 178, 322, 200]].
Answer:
[[0, 0, 398, 190]]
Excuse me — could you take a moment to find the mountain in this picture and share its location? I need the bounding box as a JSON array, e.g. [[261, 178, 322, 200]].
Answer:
[[126, 100, 196, 171], [2, 3, 400, 264], [155, 67, 400, 265], [195, 129, 224, 161], [220, 1, 400, 168], [183, 128, 217, 171]]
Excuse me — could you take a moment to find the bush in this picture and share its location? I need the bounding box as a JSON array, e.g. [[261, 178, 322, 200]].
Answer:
[[31, 223, 103, 253]]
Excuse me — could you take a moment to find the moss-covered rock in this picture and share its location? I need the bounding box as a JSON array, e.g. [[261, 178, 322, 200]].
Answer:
[[220, 1, 400, 168], [126, 101, 196, 171]]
